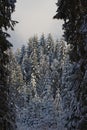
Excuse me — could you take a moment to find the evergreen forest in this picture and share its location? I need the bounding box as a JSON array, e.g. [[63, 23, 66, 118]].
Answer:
[[0, 0, 87, 130]]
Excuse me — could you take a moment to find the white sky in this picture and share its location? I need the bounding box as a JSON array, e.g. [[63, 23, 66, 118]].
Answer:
[[9, 0, 63, 50]]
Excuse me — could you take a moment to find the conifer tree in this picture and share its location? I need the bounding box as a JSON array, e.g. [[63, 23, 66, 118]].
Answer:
[[46, 34, 54, 65], [39, 34, 46, 55], [54, 0, 87, 129], [7, 49, 24, 129], [0, 0, 17, 129]]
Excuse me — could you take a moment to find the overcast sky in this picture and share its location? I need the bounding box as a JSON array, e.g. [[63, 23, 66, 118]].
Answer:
[[9, 0, 63, 50]]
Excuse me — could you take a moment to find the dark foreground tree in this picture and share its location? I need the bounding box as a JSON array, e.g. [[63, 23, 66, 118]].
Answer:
[[0, 0, 17, 129], [54, 0, 87, 130]]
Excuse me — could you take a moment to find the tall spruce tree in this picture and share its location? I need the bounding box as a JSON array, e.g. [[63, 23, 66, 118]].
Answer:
[[54, 0, 87, 130], [46, 34, 54, 65], [7, 49, 24, 129], [0, 0, 17, 129]]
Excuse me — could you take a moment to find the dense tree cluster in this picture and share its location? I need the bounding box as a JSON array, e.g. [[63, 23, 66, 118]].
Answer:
[[8, 34, 66, 129]]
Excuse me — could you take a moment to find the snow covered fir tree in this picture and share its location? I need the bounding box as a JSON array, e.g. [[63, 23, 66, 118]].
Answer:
[[0, 0, 87, 130]]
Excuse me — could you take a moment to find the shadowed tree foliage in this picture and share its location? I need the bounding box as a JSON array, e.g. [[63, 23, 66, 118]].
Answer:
[[54, 0, 87, 130], [0, 0, 17, 129], [54, 0, 87, 61]]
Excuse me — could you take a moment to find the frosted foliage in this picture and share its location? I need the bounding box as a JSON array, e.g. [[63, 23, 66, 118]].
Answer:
[[51, 59, 59, 70], [59, 56, 87, 129], [60, 59, 76, 128], [14, 35, 66, 130], [16, 97, 58, 130]]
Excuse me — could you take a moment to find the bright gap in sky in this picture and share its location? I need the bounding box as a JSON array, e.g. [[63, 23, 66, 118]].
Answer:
[[9, 0, 63, 50]]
